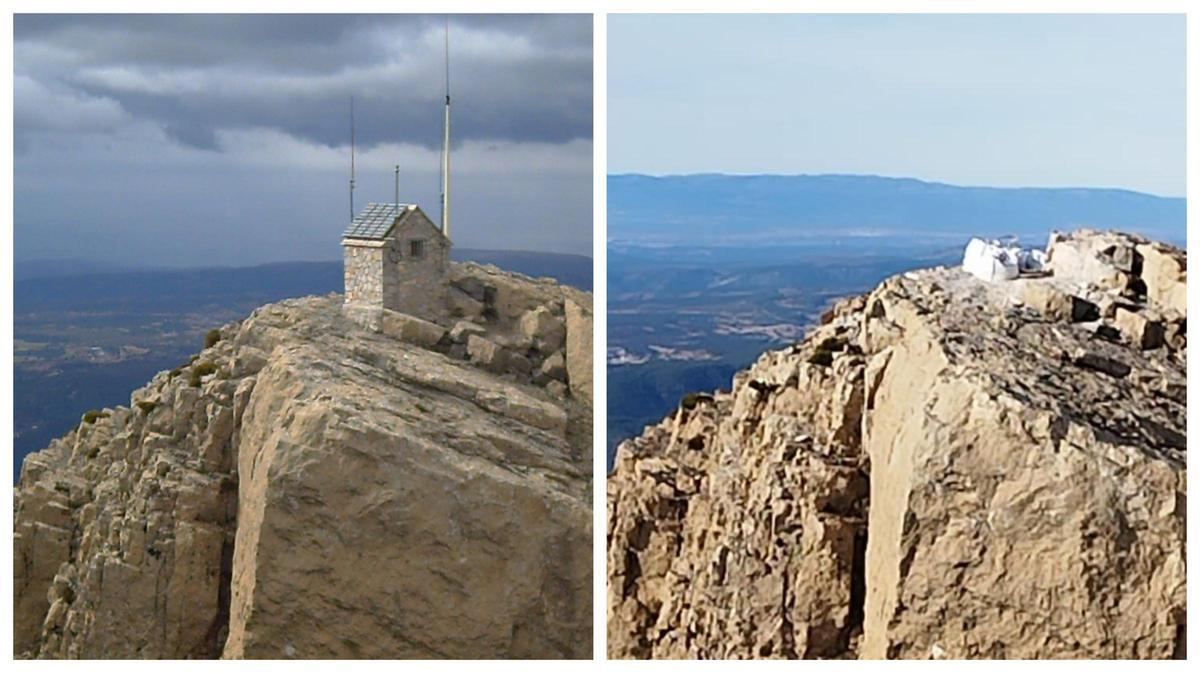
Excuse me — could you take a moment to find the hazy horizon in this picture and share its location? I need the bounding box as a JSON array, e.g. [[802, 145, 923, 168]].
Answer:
[[610, 14, 1185, 197], [14, 246, 593, 268], [606, 171, 1187, 199]]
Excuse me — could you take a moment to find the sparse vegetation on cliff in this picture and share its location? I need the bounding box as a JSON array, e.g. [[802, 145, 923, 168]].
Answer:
[[81, 409, 109, 425], [188, 361, 218, 387]]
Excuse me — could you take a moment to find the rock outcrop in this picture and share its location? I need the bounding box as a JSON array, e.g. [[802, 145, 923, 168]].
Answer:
[[14, 263, 593, 659], [607, 229, 1185, 659]]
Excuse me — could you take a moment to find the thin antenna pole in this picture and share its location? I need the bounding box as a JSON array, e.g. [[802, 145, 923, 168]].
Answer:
[[349, 95, 356, 221], [394, 165, 400, 213], [441, 16, 451, 239]]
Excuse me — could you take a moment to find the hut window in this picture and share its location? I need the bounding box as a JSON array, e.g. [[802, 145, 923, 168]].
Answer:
[[409, 239, 425, 259]]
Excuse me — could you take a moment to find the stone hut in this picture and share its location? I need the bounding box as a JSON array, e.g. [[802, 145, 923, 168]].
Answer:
[[342, 202, 451, 320]]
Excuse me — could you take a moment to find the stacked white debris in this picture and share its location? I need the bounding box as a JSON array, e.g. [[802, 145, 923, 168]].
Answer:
[[962, 238, 1046, 282]]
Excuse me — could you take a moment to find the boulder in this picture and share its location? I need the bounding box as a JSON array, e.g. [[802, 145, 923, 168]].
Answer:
[[466, 334, 509, 372], [448, 288, 485, 320], [1113, 306, 1165, 350], [537, 351, 568, 384], [451, 275, 488, 303], [1019, 281, 1098, 322], [1137, 242, 1187, 315], [380, 311, 447, 349], [1164, 318, 1186, 351], [518, 306, 566, 352], [1046, 229, 1131, 291], [449, 320, 487, 344], [507, 351, 533, 376]]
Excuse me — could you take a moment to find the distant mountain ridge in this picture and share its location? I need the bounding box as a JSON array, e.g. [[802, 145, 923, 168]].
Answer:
[[608, 173, 1186, 247], [15, 248, 592, 289]]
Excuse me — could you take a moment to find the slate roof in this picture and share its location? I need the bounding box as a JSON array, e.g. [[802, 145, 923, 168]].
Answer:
[[343, 203, 411, 239]]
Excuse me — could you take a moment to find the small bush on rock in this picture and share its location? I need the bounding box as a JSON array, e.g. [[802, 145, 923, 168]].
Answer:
[[189, 361, 218, 387], [680, 391, 713, 411]]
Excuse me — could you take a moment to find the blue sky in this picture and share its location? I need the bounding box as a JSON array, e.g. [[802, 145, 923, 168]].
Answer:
[[609, 14, 1185, 197]]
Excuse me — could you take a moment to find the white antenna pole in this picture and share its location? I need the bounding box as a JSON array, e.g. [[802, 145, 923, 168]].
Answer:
[[349, 95, 356, 221], [441, 16, 451, 239]]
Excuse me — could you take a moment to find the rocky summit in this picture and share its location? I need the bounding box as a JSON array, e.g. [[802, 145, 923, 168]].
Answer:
[[14, 262, 593, 659], [607, 229, 1185, 660]]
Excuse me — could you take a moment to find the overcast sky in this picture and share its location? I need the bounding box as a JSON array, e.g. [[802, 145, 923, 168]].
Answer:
[[609, 14, 1185, 197], [15, 14, 593, 267]]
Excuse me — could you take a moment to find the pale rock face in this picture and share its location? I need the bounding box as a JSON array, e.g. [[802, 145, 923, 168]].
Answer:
[[608, 230, 1185, 660], [564, 298, 594, 405], [14, 263, 592, 660], [1136, 242, 1187, 315]]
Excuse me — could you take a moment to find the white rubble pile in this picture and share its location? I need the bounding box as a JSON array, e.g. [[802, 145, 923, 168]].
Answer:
[[962, 237, 1046, 282]]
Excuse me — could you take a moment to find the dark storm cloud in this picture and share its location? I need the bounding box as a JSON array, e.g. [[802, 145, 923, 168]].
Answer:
[[14, 14, 593, 264], [14, 13, 592, 150]]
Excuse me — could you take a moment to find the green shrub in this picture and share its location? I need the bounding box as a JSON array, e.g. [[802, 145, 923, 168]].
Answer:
[[135, 400, 158, 414], [168, 366, 183, 379], [807, 350, 834, 367], [680, 391, 713, 411], [189, 361, 219, 387], [807, 336, 845, 367], [188, 354, 200, 365], [81, 409, 109, 425], [204, 328, 222, 349]]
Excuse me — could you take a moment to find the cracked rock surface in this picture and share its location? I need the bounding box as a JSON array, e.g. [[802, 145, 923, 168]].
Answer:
[[607, 229, 1185, 659], [15, 263, 592, 659]]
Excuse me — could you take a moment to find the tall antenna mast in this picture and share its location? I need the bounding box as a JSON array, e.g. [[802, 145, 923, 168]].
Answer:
[[349, 95, 356, 221], [394, 165, 400, 212], [440, 16, 451, 239]]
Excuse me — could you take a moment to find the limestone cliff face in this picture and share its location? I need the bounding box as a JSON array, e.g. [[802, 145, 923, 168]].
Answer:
[[14, 262, 593, 659], [607, 230, 1185, 660]]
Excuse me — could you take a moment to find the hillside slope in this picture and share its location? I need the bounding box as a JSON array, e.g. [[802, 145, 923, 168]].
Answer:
[[14, 262, 593, 659], [607, 230, 1186, 659]]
